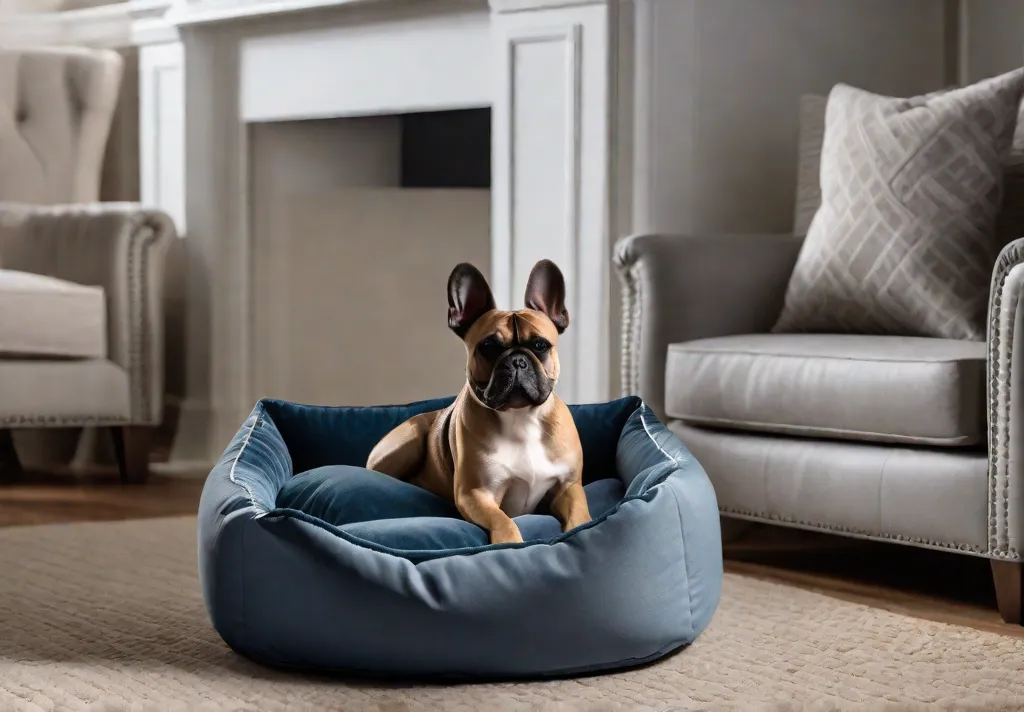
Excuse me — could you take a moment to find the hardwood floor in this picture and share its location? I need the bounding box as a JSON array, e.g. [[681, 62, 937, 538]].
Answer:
[[1, 469, 1020, 636], [0, 469, 203, 528]]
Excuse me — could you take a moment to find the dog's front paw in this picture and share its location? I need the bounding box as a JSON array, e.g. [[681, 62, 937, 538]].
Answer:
[[490, 523, 524, 545]]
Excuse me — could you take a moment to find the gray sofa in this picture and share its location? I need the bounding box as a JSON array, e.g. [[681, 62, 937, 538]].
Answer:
[[614, 231, 1024, 624], [0, 47, 176, 483]]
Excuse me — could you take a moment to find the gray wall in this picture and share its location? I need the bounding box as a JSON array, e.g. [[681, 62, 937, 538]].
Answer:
[[631, 0, 960, 236], [962, 0, 1024, 82]]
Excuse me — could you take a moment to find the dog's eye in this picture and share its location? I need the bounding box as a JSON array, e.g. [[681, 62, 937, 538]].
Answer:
[[478, 338, 504, 359], [531, 338, 551, 353]]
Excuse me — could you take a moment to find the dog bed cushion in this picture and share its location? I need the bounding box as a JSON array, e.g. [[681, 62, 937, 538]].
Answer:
[[277, 467, 629, 551], [197, 395, 723, 679]]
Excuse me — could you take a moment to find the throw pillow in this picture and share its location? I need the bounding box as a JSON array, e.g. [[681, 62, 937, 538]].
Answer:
[[774, 69, 1024, 340], [793, 90, 1024, 246]]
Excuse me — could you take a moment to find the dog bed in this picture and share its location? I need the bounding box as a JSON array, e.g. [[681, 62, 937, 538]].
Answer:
[[197, 395, 723, 679]]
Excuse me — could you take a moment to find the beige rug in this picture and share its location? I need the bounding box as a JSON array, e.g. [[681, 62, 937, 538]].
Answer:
[[2, 518, 1024, 712]]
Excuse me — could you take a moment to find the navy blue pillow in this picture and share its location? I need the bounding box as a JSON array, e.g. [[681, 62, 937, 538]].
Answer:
[[261, 395, 638, 484], [277, 465, 626, 550]]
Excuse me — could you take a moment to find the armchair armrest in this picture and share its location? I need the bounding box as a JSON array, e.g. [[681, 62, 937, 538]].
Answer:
[[988, 236, 1024, 558], [613, 233, 803, 417], [0, 203, 176, 424]]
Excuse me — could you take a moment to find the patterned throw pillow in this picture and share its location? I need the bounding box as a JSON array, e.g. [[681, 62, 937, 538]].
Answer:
[[793, 91, 1024, 246], [774, 69, 1024, 340]]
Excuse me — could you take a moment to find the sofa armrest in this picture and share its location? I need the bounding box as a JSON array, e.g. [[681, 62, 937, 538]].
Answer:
[[613, 233, 803, 417], [0, 203, 176, 424], [988, 236, 1024, 558]]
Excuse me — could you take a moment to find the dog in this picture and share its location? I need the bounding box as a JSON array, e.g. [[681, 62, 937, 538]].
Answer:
[[365, 258, 591, 544]]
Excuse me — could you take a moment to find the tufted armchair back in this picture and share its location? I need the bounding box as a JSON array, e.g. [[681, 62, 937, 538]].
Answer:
[[0, 46, 123, 205]]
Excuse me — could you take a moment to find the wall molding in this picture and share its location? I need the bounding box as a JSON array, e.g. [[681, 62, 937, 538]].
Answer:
[[165, 0, 482, 27], [139, 41, 185, 231], [130, 0, 178, 45], [492, 1, 619, 404], [490, 0, 612, 14], [237, 8, 491, 122], [498, 23, 583, 399], [165, 0, 370, 27]]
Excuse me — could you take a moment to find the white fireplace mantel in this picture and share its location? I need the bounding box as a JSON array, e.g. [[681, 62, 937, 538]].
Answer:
[[132, 0, 634, 469], [155, 0, 615, 27]]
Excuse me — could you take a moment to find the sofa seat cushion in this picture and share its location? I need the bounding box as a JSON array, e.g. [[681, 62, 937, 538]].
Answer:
[[669, 421, 989, 553], [0, 269, 106, 359], [665, 333, 986, 446], [0, 359, 129, 425]]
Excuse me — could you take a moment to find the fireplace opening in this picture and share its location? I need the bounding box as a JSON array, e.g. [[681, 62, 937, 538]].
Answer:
[[400, 108, 491, 189], [249, 105, 493, 407]]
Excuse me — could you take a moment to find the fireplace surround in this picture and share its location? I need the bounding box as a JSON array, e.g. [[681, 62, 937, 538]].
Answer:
[[131, 0, 633, 469]]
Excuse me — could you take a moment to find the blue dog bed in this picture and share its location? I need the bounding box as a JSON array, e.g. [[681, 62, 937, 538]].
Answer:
[[197, 395, 723, 679]]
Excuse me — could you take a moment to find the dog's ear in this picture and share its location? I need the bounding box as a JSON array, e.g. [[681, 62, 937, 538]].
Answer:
[[524, 259, 569, 333], [448, 263, 496, 338]]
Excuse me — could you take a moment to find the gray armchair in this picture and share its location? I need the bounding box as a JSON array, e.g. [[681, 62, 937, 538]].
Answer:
[[614, 232, 1024, 623], [0, 47, 176, 483]]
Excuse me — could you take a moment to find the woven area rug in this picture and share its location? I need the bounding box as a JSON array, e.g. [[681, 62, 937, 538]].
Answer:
[[2, 517, 1024, 712]]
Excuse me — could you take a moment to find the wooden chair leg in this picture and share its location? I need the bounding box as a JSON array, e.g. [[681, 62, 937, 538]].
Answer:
[[110, 426, 153, 485], [991, 560, 1023, 625], [0, 429, 22, 481]]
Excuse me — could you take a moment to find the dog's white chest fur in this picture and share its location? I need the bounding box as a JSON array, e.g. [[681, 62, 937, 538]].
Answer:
[[486, 409, 571, 517]]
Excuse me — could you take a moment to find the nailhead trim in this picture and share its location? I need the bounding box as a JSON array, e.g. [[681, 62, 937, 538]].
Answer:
[[988, 239, 1024, 558], [721, 506, 990, 556], [127, 218, 161, 423], [613, 238, 643, 398], [0, 415, 130, 427]]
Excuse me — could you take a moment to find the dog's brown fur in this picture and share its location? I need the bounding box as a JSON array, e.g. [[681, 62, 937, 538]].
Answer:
[[366, 260, 590, 544]]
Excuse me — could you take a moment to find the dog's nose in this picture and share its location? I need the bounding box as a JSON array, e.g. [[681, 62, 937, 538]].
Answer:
[[509, 354, 529, 371]]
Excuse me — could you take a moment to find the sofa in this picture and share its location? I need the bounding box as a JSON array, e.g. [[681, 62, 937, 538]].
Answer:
[[614, 86, 1024, 624], [0, 47, 176, 483]]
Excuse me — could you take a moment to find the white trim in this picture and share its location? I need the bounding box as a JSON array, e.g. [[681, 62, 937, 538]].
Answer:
[[237, 8, 491, 123], [564, 23, 583, 403], [490, 0, 611, 13], [495, 22, 584, 401], [139, 41, 186, 232], [166, 0, 482, 27], [497, 23, 585, 401], [166, 0, 365, 26], [130, 0, 178, 46]]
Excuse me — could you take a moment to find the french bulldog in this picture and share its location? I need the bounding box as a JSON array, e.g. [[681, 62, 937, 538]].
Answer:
[[365, 259, 591, 544]]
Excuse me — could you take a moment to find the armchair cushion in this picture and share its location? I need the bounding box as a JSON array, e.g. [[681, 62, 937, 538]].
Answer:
[[0, 269, 106, 359], [666, 333, 986, 446], [671, 421, 989, 554], [0, 360, 128, 426]]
